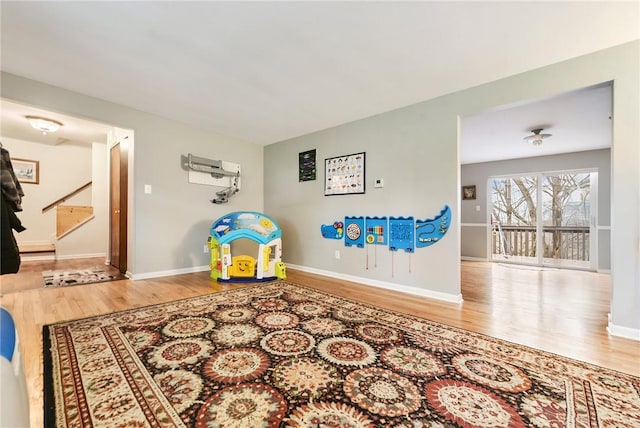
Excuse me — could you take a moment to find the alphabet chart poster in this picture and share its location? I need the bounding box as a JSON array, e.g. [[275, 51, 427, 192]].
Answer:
[[324, 152, 365, 195]]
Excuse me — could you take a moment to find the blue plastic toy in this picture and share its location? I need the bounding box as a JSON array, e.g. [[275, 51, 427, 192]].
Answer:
[[416, 205, 451, 248]]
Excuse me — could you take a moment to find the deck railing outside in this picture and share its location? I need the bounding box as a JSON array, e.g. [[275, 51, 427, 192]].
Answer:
[[492, 225, 590, 261]]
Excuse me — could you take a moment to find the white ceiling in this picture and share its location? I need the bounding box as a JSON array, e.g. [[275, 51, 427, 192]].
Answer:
[[0, 99, 114, 146], [460, 82, 612, 164], [1, 1, 637, 161]]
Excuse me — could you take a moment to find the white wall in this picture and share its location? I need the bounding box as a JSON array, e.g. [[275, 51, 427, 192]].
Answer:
[[1, 137, 111, 259], [1, 137, 96, 250], [53, 142, 110, 259]]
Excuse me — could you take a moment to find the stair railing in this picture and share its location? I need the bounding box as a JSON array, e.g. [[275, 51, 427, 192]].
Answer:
[[42, 181, 92, 213]]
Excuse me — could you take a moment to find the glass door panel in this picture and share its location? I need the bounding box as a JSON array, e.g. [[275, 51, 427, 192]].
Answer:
[[490, 176, 538, 264], [490, 170, 595, 270], [541, 173, 591, 269]]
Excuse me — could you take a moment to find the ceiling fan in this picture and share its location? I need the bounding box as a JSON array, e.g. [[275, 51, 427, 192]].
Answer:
[[524, 128, 552, 146]]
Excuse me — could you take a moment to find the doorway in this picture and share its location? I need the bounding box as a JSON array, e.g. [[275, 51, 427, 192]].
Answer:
[[0, 98, 132, 286], [110, 138, 129, 273], [490, 169, 596, 270]]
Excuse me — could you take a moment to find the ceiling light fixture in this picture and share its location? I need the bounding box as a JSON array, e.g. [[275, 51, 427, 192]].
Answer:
[[26, 115, 63, 134], [524, 128, 551, 146]]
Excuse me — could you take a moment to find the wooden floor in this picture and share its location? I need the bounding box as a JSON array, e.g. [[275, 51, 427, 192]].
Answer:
[[0, 256, 122, 294], [1, 259, 638, 427]]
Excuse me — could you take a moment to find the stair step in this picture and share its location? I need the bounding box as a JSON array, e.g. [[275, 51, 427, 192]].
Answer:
[[19, 244, 56, 254]]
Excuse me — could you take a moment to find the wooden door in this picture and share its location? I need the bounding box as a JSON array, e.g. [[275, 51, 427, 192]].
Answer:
[[109, 141, 128, 273]]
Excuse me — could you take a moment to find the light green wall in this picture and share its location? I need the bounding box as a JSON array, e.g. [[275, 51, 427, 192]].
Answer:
[[265, 41, 639, 333], [265, 92, 460, 298], [1, 72, 264, 276], [2, 41, 637, 334]]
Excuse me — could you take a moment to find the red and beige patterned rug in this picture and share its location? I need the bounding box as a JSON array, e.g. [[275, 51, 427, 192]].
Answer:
[[43, 281, 640, 427]]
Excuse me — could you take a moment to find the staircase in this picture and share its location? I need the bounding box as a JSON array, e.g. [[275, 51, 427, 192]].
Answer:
[[19, 243, 56, 260], [19, 182, 95, 260], [56, 205, 94, 238]]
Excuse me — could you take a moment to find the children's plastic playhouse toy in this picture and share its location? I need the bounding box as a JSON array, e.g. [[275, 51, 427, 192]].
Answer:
[[209, 211, 286, 282]]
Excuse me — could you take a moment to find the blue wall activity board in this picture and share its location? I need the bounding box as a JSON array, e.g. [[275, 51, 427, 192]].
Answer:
[[365, 216, 387, 245], [320, 206, 451, 257], [388, 216, 415, 253], [416, 205, 451, 248], [365, 216, 387, 270], [344, 216, 365, 247]]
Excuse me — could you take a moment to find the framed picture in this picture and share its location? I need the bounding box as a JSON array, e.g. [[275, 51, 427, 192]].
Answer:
[[12, 158, 40, 184], [462, 185, 476, 200], [324, 152, 365, 195]]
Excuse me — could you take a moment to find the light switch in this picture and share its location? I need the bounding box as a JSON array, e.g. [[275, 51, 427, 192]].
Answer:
[[144, 184, 152, 194], [475, 205, 481, 212], [374, 178, 384, 188]]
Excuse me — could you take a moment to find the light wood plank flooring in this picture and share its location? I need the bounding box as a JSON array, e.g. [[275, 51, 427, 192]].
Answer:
[[0, 256, 122, 294], [0, 260, 638, 427]]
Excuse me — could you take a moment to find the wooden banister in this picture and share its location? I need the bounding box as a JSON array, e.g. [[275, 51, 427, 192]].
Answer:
[[42, 181, 92, 213]]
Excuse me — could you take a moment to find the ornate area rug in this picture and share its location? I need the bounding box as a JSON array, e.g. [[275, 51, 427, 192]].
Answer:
[[43, 268, 122, 288], [43, 281, 640, 427]]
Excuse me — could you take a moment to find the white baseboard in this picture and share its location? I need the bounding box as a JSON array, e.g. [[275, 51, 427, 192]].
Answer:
[[461, 256, 488, 262], [286, 264, 463, 304], [607, 319, 640, 341], [130, 265, 210, 281]]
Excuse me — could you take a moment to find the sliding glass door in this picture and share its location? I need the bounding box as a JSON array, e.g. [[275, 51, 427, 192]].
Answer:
[[490, 170, 596, 270]]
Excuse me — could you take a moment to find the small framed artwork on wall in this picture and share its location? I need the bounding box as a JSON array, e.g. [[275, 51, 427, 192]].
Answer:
[[462, 185, 476, 200], [13, 158, 40, 184]]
